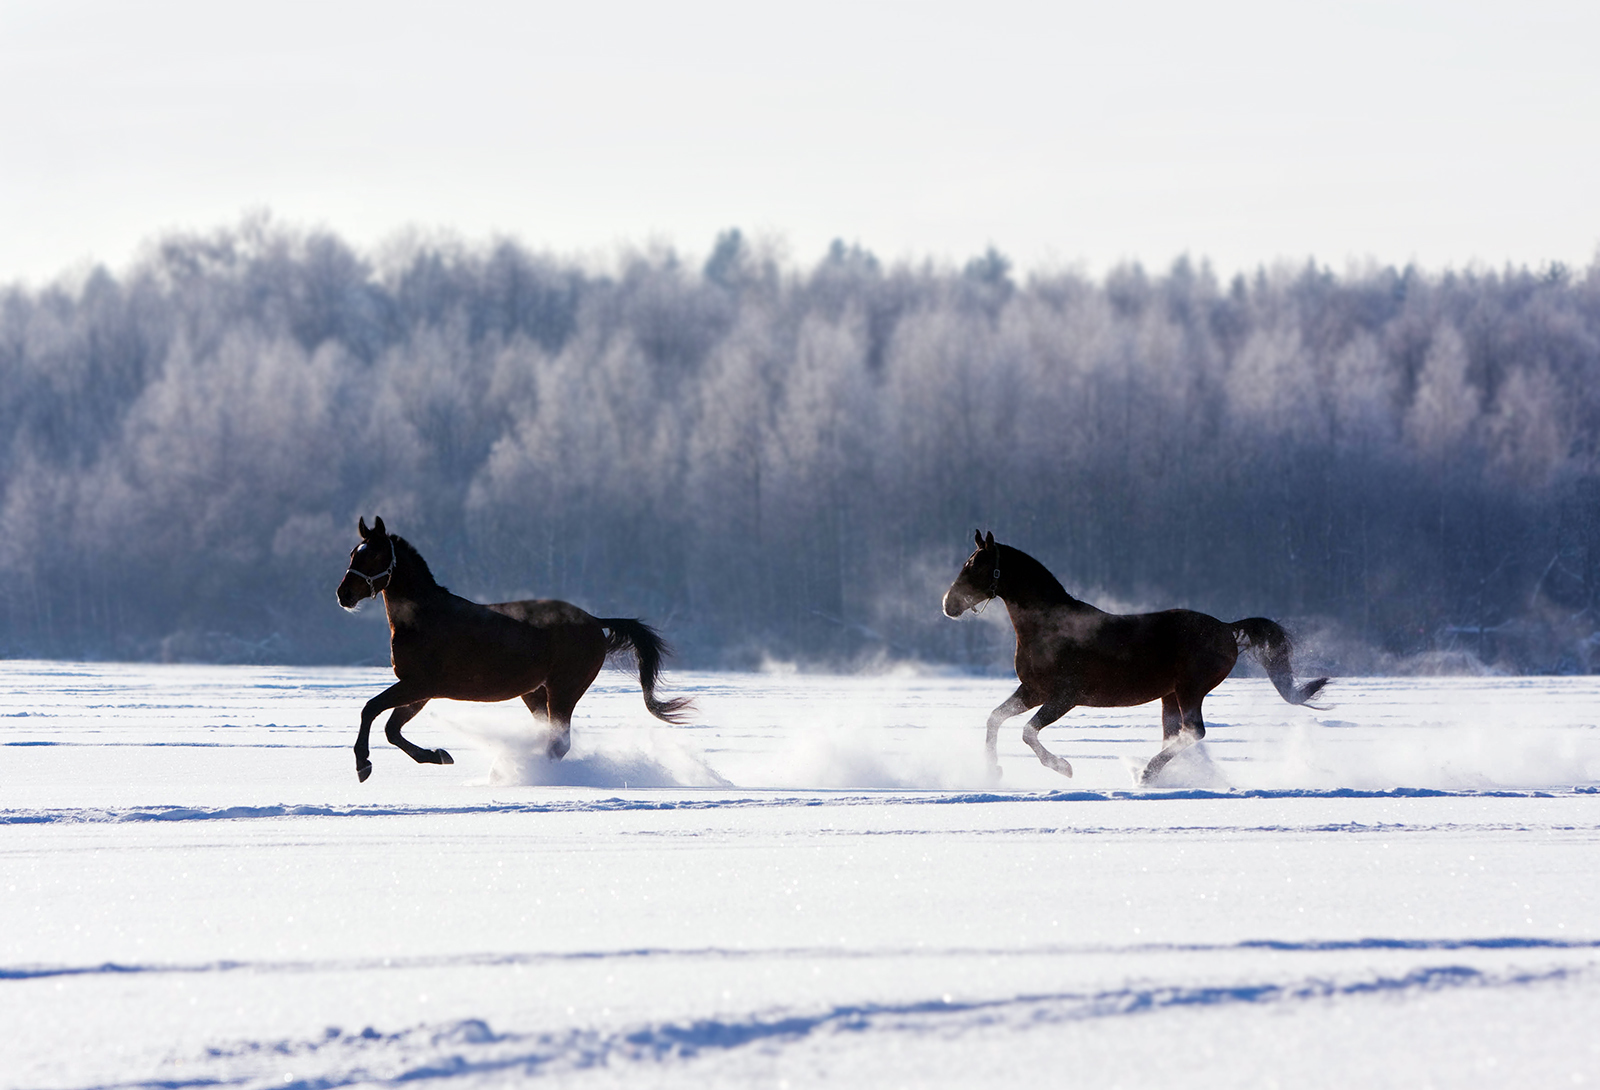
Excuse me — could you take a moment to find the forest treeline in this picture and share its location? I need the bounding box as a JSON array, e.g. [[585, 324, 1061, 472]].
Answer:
[[2, 220, 1598, 672]]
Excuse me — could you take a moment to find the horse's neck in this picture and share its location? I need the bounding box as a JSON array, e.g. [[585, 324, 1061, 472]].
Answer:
[[995, 547, 1100, 634], [379, 538, 444, 623], [996, 547, 1085, 609], [1003, 595, 1099, 637]]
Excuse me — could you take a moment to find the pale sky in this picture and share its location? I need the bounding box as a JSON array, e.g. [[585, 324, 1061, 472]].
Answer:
[[2, 0, 1597, 284]]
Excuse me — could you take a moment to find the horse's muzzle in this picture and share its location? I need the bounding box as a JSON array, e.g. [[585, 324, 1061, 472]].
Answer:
[[336, 575, 370, 611]]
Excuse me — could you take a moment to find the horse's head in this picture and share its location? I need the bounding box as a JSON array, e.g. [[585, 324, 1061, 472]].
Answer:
[[337, 516, 397, 610], [943, 530, 1000, 617]]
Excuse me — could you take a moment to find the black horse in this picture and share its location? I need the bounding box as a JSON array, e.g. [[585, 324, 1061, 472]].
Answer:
[[337, 517, 691, 781], [944, 531, 1328, 784]]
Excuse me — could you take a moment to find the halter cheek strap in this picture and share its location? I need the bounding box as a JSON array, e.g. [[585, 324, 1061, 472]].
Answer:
[[345, 536, 397, 596], [973, 553, 1001, 615]]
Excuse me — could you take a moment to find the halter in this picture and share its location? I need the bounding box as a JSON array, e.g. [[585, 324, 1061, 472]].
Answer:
[[973, 552, 1001, 615], [345, 535, 397, 597]]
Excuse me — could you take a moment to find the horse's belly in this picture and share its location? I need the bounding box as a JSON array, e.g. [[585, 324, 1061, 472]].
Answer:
[[449, 675, 545, 703], [1056, 658, 1173, 708], [446, 648, 552, 699], [1078, 683, 1168, 709], [391, 638, 549, 701]]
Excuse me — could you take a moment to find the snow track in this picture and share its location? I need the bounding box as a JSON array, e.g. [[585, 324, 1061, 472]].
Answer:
[[3, 663, 1599, 1087], [5, 783, 1599, 827]]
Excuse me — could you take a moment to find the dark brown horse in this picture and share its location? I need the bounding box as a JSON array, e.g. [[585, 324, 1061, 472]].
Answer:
[[337, 516, 691, 782], [943, 531, 1328, 785]]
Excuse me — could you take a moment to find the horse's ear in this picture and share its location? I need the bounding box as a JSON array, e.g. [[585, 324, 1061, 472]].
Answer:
[[974, 529, 984, 547], [373, 515, 387, 538], [984, 531, 995, 549], [358, 517, 370, 538]]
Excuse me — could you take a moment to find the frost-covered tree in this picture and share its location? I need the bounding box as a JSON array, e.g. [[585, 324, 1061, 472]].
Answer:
[[1, 220, 1598, 671]]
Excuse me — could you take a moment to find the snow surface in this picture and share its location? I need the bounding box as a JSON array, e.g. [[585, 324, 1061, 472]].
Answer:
[[3, 661, 1599, 1088]]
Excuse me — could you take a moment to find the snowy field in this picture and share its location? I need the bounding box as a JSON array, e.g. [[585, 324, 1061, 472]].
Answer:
[[4, 660, 1600, 1089]]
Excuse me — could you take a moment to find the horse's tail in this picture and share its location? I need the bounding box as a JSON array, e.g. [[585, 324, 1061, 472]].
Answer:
[[601, 618, 694, 724], [1231, 617, 1330, 707]]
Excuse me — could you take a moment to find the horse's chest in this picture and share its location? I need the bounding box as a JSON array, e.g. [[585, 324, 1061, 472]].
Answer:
[[387, 632, 426, 676], [1015, 624, 1081, 671], [386, 624, 461, 673]]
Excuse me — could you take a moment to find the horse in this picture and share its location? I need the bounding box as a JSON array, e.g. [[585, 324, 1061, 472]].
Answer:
[[336, 516, 692, 782], [943, 531, 1329, 785]]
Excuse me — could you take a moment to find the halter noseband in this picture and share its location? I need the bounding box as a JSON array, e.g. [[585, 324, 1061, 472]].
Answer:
[[345, 536, 397, 597]]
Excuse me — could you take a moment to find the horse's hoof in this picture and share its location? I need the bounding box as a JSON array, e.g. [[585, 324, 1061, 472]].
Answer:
[[435, 748, 453, 765], [986, 765, 1004, 786], [1054, 759, 1073, 778], [357, 761, 372, 783]]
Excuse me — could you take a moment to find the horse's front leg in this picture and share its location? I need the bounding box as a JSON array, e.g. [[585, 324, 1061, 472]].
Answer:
[[384, 699, 452, 767], [986, 687, 1032, 781], [356, 681, 431, 782], [1021, 696, 1076, 778]]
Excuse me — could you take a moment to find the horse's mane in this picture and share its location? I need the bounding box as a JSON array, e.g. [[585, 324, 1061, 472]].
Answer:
[[390, 535, 445, 592], [998, 544, 1082, 607]]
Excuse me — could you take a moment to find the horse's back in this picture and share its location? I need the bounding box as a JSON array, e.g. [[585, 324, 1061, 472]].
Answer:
[[1153, 607, 1237, 648], [484, 598, 608, 669], [488, 598, 600, 630]]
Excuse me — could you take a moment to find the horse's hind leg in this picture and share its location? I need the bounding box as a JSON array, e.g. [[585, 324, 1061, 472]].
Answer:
[[1021, 696, 1076, 778], [539, 659, 604, 761], [521, 685, 549, 723], [520, 688, 570, 758], [1161, 693, 1182, 741], [384, 699, 452, 767], [1141, 693, 1208, 785]]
